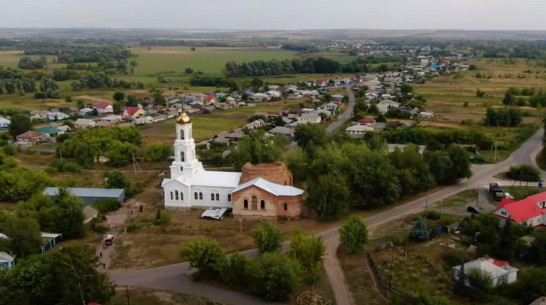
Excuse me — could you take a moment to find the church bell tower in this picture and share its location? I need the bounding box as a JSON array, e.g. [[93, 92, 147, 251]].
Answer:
[[169, 112, 203, 179]]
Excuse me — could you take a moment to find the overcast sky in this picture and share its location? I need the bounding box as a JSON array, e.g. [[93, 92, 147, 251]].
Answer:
[[2, 0, 545, 30]]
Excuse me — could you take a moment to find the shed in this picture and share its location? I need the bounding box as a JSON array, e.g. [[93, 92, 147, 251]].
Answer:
[[43, 187, 125, 205], [41, 232, 62, 254]]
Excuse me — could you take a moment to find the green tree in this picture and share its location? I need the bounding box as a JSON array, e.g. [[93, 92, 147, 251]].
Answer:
[[0, 212, 41, 258], [233, 130, 285, 171], [294, 123, 330, 154], [0, 169, 48, 202], [506, 164, 541, 182], [179, 239, 227, 278], [112, 91, 125, 101], [253, 220, 283, 254], [221, 251, 248, 285], [248, 252, 301, 302], [409, 217, 430, 241], [339, 215, 369, 253], [289, 228, 325, 283], [21, 189, 85, 238], [8, 114, 32, 139], [306, 173, 349, 220], [0, 243, 114, 305], [104, 171, 129, 190], [507, 267, 546, 304], [184, 67, 194, 74], [145, 142, 172, 161], [286, 148, 309, 184]]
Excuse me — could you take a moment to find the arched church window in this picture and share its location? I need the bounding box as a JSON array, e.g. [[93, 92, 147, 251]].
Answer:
[[181, 152, 185, 162], [251, 196, 258, 210], [170, 192, 173, 200], [211, 193, 215, 201], [175, 190, 179, 200], [199, 192, 203, 200], [180, 192, 183, 200], [194, 192, 198, 200], [215, 193, 219, 201], [244, 199, 248, 209], [228, 194, 232, 202], [284, 203, 288, 211], [180, 130, 184, 140], [260, 200, 265, 210]]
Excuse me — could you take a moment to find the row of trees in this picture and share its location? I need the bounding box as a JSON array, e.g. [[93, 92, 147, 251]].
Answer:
[[484, 107, 523, 127], [180, 218, 368, 301], [287, 124, 471, 220], [22, 42, 133, 64], [224, 57, 343, 77], [70, 72, 143, 90], [18, 56, 47, 70]]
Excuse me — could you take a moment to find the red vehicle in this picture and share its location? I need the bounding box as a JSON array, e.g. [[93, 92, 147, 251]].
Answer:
[[103, 234, 114, 246]]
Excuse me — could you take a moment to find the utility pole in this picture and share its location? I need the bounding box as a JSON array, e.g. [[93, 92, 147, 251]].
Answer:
[[126, 285, 130, 305]]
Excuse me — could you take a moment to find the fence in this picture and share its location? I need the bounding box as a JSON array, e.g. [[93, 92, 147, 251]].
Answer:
[[366, 252, 414, 303]]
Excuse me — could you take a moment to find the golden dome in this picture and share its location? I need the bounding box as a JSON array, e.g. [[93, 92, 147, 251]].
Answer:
[[177, 112, 191, 124]]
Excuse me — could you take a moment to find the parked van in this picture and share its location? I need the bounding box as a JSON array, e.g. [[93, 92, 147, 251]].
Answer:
[[104, 234, 114, 246]]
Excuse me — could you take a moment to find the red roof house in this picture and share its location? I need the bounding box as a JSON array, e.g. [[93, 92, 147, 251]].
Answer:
[[16, 130, 47, 145], [123, 106, 145, 119], [94, 103, 113, 114], [204, 94, 216, 104], [358, 117, 376, 125], [494, 192, 546, 227]]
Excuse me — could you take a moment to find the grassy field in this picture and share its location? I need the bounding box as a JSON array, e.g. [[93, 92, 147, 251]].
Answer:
[[130, 46, 297, 76], [415, 59, 546, 125]]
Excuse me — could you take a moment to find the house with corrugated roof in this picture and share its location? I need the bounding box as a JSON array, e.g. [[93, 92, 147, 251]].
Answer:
[[453, 256, 518, 287], [494, 192, 546, 227]]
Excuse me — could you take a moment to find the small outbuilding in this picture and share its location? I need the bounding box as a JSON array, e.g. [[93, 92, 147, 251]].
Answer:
[[43, 187, 125, 205], [0, 252, 14, 269]]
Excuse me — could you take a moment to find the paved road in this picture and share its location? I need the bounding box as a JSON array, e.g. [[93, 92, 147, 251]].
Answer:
[[326, 86, 356, 134], [111, 124, 544, 305]]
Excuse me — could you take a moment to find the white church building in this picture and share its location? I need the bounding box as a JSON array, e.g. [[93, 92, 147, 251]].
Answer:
[[161, 112, 242, 209]]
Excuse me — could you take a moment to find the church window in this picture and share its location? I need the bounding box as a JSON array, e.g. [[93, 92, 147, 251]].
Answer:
[[228, 194, 232, 202], [170, 192, 173, 200], [181, 152, 185, 162], [216, 193, 219, 201], [199, 192, 203, 200], [260, 200, 265, 209], [175, 191, 179, 200], [251, 196, 258, 210], [244, 199, 248, 209], [284, 181, 287, 185], [284, 203, 288, 211], [211, 193, 215, 201], [180, 130, 184, 140], [194, 192, 198, 200], [181, 192, 183, 200]]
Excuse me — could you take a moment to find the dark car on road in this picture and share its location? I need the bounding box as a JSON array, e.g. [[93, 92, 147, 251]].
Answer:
[[467, 206, 480, 214]]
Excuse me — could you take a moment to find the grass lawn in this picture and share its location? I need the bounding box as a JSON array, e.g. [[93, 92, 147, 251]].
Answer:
[[108, 287, 229, 305]]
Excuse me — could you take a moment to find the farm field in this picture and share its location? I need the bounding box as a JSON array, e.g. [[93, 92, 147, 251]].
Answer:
[[130, 46, 298, 76]]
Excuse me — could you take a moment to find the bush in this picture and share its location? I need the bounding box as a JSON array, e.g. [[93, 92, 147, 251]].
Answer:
[[442, 249, 471, 267], [152, 209, 171, 226], [425, 210, 442, 220], [2, 144, 17, 156], [505, 164, 541, 182], [93, 198, 122, 213]]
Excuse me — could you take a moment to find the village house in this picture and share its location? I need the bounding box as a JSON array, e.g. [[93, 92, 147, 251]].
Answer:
[[494, 192, 546, 227], [0, 116, 10, 129], [47, 111, 69, 121], [267, 126, 294, 140], [74, 118, 96, 129], [297, 114, 322, 124], [357, 117, 376, 125], [134, 116, 154, 125], [36, 126, 63, 137], [250, 93, 269, 102], [453, 257, 518, 287], [16, 130, 48, 145], [123, 106, 146, 119], [95, 103, 113, 115], [79, 107, 94, 117], [204, 94, 216, 104], [418, 111, 434, 120], [0, 252, 14, 269], [345, 124, 374, 137]]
